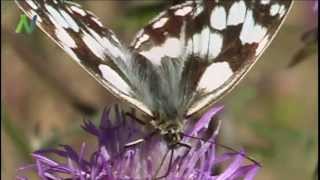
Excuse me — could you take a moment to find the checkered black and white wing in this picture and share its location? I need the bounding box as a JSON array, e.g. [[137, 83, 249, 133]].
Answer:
[[16, 0, 294, 122], [15, 0, 154, 117], [130, 0, 293, 118]]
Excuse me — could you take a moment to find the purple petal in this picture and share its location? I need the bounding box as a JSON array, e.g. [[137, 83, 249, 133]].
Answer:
[[228, 164, 260, 180], [216, 150, 245, 180], [99, 106, 112, 130], [204, 143, 216, 173], [82, 119, 100, 137], [79, 143, 86, 167], [35, 159, 44, 178], [61, 145, 80, 160], [186, 105, 224, 136], [32, 153, 59, 167], [244, 165, 260, 180]]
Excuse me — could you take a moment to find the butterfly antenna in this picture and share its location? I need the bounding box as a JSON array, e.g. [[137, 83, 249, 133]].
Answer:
[[181, 133, 262, 167]]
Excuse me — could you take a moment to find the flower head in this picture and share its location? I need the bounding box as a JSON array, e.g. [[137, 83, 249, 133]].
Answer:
[[17, 105, 260, 180]]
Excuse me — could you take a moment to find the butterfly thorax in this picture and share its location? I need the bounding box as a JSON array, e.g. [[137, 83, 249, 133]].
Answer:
[[151, 118, 183, 149]]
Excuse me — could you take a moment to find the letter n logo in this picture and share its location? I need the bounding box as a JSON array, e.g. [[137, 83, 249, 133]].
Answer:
[[15, 15, 37, 34]]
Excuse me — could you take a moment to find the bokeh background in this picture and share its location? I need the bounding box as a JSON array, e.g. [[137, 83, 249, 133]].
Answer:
[[2, 0, 318, 179]]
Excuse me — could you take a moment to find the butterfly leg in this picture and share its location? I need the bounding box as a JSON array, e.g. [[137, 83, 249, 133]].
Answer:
[[154, 149, 175, 180], [124, 112, 147, 125], [124, 130, 158, 148], [124, 138, 145, 148], [114, 133, 156, 160], [117, 132, 156, 160], [177, 142, 191, 150]]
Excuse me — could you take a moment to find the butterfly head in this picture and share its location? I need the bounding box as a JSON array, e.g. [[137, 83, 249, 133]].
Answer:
[[154, 119, 183, 149], [163, 127, 182, 149]]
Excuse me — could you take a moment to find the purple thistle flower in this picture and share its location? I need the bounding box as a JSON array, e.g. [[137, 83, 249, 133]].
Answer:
[[17, 105, 260, 180]]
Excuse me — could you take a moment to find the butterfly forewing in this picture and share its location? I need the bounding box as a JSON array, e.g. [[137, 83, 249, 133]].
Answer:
[[15, 0, 154, 117], [130, 0, 293, 117]]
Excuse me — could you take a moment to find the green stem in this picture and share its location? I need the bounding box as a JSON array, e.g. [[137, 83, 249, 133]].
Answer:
[[2, 106, 32, 161]]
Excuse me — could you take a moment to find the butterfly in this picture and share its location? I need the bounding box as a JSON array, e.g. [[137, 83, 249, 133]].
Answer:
[[15, 0, 293, 149]]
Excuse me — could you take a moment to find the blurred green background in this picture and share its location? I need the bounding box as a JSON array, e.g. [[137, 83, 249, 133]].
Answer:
[[1, 0, 318, 179]]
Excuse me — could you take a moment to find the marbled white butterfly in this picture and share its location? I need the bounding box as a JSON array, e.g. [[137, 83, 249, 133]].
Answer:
[[15, 0, 293, 149]]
